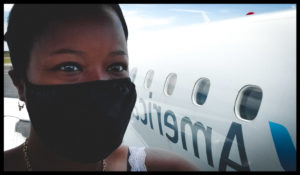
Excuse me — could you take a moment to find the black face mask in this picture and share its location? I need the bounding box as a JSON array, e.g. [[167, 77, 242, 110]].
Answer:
[[24, 78, 137, 163]]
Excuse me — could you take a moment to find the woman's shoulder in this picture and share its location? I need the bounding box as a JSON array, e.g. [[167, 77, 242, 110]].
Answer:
[[105, 145, 129, 171], [144, 147, 198, 171], [4, 145, 26, 171]]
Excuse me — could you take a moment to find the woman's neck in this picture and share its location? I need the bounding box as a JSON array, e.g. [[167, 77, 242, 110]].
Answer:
[[26, 127, 103, 171]]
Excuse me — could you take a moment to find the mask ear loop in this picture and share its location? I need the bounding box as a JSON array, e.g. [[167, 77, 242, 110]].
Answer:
[[18, 100, 25, 111], [19, 75, 30, 111]]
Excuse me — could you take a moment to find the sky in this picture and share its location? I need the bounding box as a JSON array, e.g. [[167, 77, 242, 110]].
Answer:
[[3, 4, 296, 51]]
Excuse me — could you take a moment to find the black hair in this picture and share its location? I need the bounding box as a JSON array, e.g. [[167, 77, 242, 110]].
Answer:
[[4, 4, 128, 80]]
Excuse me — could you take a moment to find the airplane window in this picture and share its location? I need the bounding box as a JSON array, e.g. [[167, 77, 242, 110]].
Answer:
[[144, 70, 154, 89], [130, 67, 137, 82], [164, 73, 177, 96], [192, 78, 210, 105], [235, 85, 263, 121]]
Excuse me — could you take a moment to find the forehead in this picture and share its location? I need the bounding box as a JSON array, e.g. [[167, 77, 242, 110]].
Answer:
[[31, 7, 126, 55], [39, 6, 123, 39]]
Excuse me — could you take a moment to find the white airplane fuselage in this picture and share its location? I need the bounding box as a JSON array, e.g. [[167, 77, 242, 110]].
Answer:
[[124, 10, 296, 171]]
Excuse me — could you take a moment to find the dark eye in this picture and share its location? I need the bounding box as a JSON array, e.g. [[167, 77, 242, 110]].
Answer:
[[54, 62, 82, 72], [107, 63, 127, 72]]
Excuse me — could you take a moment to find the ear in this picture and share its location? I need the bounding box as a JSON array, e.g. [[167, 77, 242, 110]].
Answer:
[[8, 70, 26, 101]]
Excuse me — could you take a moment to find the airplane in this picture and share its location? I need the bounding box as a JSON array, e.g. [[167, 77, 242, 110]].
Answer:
[[123, 9, 296, 171], [4, 9, 296, 171]]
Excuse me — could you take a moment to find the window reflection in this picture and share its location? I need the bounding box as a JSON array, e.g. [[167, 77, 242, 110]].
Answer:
[[164, 73, 177, 96], [235, 85, 263, 121], [193, 78, 210, 105], [144, 70, 154, 89], [130, 67, 137, 82]]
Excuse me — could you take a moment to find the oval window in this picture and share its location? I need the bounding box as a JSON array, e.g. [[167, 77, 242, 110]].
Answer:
[[144, 70, 154, 89], [192, 78, 210, 105], [164, 73, 177, 96], [235, 85, 263, 121], [130, 67, 137, 82]]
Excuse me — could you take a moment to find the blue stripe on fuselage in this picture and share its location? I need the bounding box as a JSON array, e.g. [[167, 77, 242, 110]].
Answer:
[[269, 121, 296, 171]]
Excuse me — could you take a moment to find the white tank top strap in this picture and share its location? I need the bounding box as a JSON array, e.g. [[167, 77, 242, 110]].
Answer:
[[128, 146, 147, 171]]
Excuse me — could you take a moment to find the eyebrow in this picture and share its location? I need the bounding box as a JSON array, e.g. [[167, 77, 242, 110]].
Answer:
[[109, 50, 128, 57], [50, 48, 127, 58], [50, 48, 85, 57]]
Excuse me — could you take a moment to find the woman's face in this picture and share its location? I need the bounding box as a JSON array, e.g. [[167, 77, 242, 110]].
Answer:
[[27, 9, 128, 85]]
